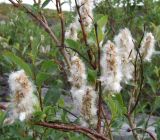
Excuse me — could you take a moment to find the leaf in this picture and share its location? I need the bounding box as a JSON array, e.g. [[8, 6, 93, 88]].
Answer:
[[153, 96, 160, 110], [41, 60, 57, 73], [87, 69, 97, 85], [105, 94, 127, 120], [44, 86, 61, 106], [3, 51, 33, 78], [0, 111, 6, 126], [42, 0, 52, 8], [33, 111, 46, 121], [36, 72, 50, 87], [147, 77, 157, 94], [97, 15, 108, 29], [96, 15, 108, 42], [65, 39, 79, 49]]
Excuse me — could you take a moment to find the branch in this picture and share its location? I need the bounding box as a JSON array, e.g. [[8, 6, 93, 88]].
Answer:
[[129, 28, 145, 114], [102, 106, 113, 140], [74, 0, 96, 69], [55, 0, 65, 47], [94, 23, 103, 133], [36, 122, 109, 140]]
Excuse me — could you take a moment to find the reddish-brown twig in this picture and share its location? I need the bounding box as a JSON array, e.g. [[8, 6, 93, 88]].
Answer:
[[74, 0, 96, 69], [128, 127, 157, 140], [36, 122, 109, 140]]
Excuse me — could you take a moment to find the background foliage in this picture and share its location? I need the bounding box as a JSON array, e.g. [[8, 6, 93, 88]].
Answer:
[[0, 0, 160, 139]]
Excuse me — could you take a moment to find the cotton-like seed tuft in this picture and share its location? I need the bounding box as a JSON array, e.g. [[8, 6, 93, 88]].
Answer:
[[140, 32, 155, 61], [80, 86, 97, 126], [4, 70, 38, 125], [100, 40, 122, 92], [65, 0, 93, 40], [114, 28, 136, 82], [68, 55, 87, 88]]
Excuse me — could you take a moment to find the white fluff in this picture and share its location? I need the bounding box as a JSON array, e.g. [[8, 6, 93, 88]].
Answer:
[[65, 0, 93, 40], [19, 112, 26, 121], [79, 0, 93, 30], [4, 70, 38, 124], [100, 40, 122, 92], [71, 85, 97, 126], [65, 22, 79, 41], [140, 32, 155, 61], [114, 28, 136, 82], [68, 55, 87, 88], [70, 86, 86, 113]]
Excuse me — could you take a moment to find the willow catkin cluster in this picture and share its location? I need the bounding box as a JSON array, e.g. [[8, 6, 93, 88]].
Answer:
[[4, 70, 38, 125], [80, 86, 97, 126], [68, 55, 87, 88], [114, 28, 136, 82], [68, 55, 97, 127], [65, 0, 93, 40], [140, 32, 155, 62], [79, 0, 93, 29], [100, 41, 122, 92]]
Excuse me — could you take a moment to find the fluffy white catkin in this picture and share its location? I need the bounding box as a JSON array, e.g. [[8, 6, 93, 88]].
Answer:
[[4, 70, 38, 125], [114, 28, 136, 82], [68, 55, 87, 88], [100, 40, 122, 92], [70, 86, 97, 127], [80, 86, 97, 126], [140, 32, 155, 61], [65, 0, 93, 40]]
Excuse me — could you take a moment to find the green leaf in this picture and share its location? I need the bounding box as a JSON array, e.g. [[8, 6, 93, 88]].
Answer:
[[96, 15, 108, 42], [97, 15, 108, 29], [147, 77, 157, 94], [0, 111, 6, 126], [65, 39, 79, 48], [33, 111, 46, 121], [41, 60, 57, 73], [58, 98, 65, 107], [36, 72, 50, 87], [87, 69, 97, 85], [42, 0, 52, 8], [3, 51, 33, 78], [105, 94, 127, 120], [153, 96, 160, 110], [44, 86, 61, 106]]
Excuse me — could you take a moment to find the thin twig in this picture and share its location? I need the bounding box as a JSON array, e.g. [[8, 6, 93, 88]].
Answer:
[[55, 0, 65, 47], [102, 105, 113, 140], [128, 127, 157, 140], [130, 28, 145, 114], [94, 22, 103, 133], [58, 105, 78, 119], [74, 0, 96, 69]]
